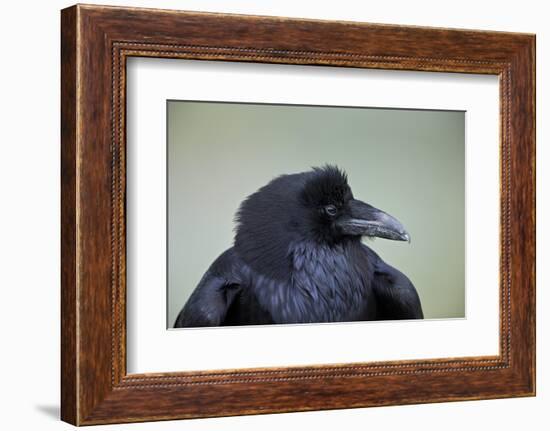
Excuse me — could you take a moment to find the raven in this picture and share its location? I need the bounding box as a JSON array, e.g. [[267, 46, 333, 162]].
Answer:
[[174, 165, 423, 327]]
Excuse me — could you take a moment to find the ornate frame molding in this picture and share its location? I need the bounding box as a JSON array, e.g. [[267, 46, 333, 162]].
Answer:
[[61, 5, 535, 425]]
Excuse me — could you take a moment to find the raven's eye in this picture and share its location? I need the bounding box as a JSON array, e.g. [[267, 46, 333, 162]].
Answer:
[[324, 205, 338, 216]]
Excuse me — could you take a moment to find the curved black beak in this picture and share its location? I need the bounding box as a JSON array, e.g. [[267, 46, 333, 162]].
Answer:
[[336, 199, 410, 242]]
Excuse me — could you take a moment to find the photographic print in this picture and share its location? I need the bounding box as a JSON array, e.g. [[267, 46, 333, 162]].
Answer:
[[168, 101, 465, 328]]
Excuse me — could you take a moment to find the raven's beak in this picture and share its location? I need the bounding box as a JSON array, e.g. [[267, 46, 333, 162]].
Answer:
[[336, 199, 411, 242]]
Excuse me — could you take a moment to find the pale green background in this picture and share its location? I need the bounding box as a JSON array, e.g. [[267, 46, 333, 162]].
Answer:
[[167, 101, 465, 327]]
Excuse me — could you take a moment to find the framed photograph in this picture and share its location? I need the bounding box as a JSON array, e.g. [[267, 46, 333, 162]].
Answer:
[[61, 4, 535, 425]]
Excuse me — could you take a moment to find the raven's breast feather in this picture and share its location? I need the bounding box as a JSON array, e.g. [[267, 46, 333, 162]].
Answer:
[[239, 240, 376, 323]]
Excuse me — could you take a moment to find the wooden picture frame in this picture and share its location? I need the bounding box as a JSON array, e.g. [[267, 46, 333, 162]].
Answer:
[[61, 4, 535, 425]]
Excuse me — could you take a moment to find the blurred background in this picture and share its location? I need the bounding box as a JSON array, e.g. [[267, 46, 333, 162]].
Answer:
[[167, 101, 465, 327]]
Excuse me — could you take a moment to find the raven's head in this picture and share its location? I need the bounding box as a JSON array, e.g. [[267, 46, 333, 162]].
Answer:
[[234, 165, 410, 280], [300, 165, 410, 243]]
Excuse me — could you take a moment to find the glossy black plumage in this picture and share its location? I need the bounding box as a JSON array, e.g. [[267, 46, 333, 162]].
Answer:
[[174, 166, 423, 327]]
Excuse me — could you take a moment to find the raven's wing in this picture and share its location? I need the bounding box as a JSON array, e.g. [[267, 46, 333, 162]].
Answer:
[[365, 247, 424, 320], [173, 248, 242, 328]]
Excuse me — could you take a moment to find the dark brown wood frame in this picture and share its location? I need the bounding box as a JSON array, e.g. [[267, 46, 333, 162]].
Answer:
[[61, 4, 536, 426]]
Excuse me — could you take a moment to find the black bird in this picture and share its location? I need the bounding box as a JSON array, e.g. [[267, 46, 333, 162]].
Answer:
[[174, 165, 423, 327]]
